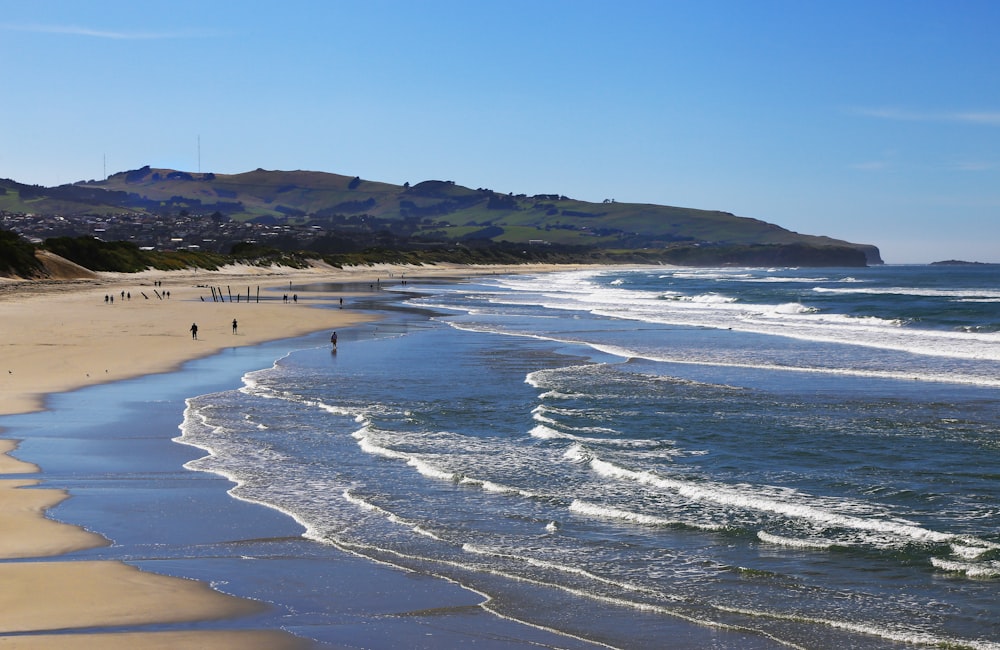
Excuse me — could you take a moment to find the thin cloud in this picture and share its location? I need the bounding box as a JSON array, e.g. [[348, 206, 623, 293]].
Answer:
[[949, 160, 998, 172], [850, 107, 1000, 125], [0, 22, 217, 40], [951, 112, 1000, 125], [850, 160, 890, 171], [850, 158, 998, 173]]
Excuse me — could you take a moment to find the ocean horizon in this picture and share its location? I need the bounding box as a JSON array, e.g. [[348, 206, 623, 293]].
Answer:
[[4, 265, 999, 649]]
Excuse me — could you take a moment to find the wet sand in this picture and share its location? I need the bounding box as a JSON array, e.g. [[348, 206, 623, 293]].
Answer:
[[0, 262, 603, 648]]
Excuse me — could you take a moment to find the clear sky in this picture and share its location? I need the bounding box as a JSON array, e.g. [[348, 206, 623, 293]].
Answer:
[[2, 1, 999, 263]]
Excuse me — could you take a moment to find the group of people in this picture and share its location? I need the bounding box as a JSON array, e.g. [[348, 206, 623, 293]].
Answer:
[[185, 288, 350, 345], [105, 284, 172, 304]]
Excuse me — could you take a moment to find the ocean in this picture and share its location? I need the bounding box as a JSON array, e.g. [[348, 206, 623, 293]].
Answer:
[[176, 264, 1000, 649]]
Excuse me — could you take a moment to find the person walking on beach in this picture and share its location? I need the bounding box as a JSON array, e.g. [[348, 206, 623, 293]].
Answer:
[[330, 331, 338, 349], [232, 318, 238, 334], [190, 323, 198, 340]]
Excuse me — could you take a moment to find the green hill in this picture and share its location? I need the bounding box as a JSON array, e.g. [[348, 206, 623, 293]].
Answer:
[[1, 167, 882, 265]]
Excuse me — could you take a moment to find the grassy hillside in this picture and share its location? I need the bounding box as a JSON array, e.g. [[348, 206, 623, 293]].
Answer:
[[1, 168, 882, 265], [91, 168, 881, 262]]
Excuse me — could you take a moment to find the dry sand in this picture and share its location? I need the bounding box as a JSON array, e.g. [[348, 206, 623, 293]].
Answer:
[[0, 261, 589, 648]]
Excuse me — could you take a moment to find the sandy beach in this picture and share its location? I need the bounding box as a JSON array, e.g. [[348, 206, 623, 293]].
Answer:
[[0, 261, 576, 649]]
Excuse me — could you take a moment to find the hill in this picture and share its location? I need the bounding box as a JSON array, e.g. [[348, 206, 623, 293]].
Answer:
[[1, 167, 882, 266]]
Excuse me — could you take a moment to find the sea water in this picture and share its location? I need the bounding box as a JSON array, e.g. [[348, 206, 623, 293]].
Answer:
[[178, 265, 1000, 649]]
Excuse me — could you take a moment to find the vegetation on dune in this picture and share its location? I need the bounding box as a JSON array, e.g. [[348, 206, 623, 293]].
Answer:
[[0, 228, 44, 277], [33, 235, 665, 274], [2, 226, 871, 279], [43, 236, 170, 273]]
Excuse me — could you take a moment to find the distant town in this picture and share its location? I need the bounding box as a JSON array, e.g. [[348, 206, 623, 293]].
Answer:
[[1, 209, 334, 255]]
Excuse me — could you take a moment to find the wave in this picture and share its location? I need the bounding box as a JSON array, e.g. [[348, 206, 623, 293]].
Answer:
[[679, 292, 738, 304], [757, 531, 835, 550], [770, 302, 817, 315], [341, 489, 444, 541], [951, 540, 1000, 559], [583, 453, 968, 548], [352, 425, 539, 499], [485, 322, 1000, 390], [715, 602, 1000, 650], [569, 499, 726, 532], [352, 426, 456, 482], [462, 541, 657, 595], [930, 557, 1000, 578], [813, 286, 1000, 299], [529, 423, 662, 449], [531, 405, 621, 435], [482, 270, 1000, 366]]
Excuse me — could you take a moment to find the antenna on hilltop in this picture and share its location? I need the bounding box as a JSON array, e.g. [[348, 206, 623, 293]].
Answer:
[[103, 153, 106, 180], [198, 135, 201, 173]]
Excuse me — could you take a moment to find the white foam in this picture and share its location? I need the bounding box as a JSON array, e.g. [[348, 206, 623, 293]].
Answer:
[[484, 270, 1000, 368], [688, 292, 737, 304], [341, 489, 442, 540], [770, 302, 817, 315], [569, 499, 725, 532], [458, 476, 537, 499], [757, 530, 834, 550], [529, 423, 565, 439], [951, 539, 1000, 559], [930, 557, 1000, 578], [462, 542, 653, 593], [562, 443, 590, 464], [813, 285, 1000, 299], [586, 455, 961, 547]]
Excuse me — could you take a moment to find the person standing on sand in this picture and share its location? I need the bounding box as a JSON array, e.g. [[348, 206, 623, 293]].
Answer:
[[232, 318, 238, 334], [190, 323, 198, 340]]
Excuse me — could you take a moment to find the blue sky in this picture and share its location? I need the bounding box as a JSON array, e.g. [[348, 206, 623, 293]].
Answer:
[[2, 1, 999, 263]]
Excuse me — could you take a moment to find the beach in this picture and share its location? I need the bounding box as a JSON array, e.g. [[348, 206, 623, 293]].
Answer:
[[0, 262, 589, 649], [5, 262, 996, 649]]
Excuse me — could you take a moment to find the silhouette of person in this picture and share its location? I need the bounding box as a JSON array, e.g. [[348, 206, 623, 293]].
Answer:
[[330, 331, 338, 348], [190, 323, 199, 340], [232, 318, 238, 334]]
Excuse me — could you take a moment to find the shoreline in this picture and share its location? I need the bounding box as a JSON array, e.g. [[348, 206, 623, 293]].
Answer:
[[0, 261, 596, 416], [0, 262, 607, 648]]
